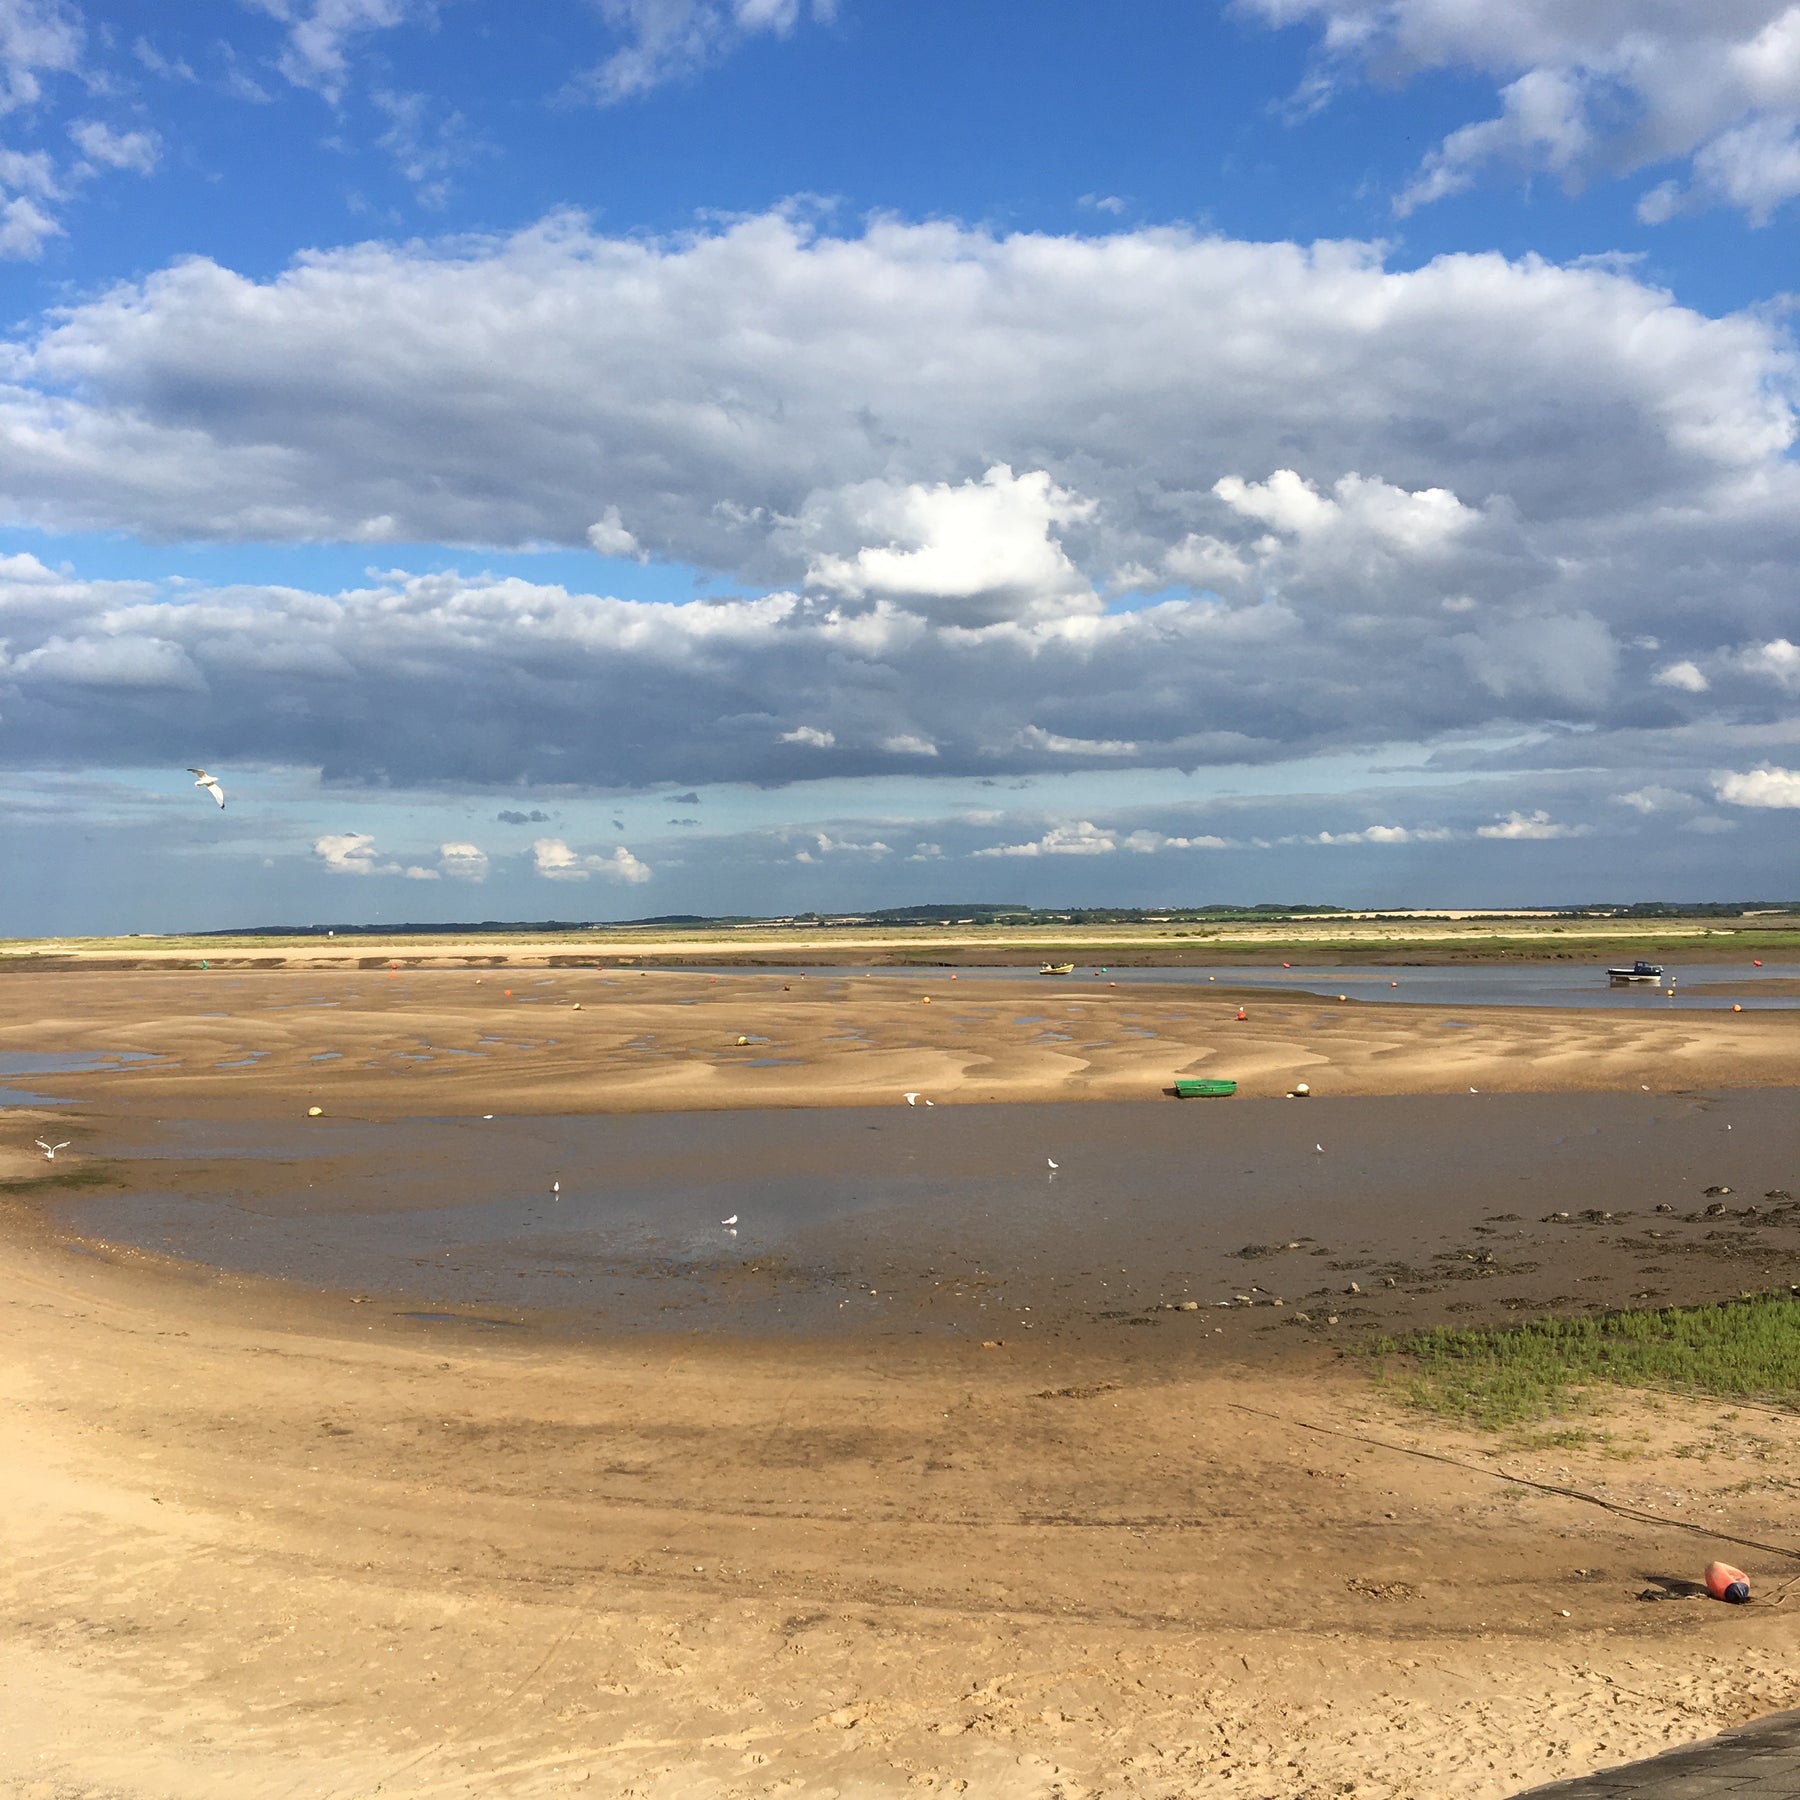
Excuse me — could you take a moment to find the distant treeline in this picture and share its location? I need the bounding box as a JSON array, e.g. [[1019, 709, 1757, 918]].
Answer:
[[187, 898, 1796, 938]]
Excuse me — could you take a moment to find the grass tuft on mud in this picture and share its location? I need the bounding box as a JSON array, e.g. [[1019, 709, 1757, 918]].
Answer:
[[1374, 1293, 1800, 1429]]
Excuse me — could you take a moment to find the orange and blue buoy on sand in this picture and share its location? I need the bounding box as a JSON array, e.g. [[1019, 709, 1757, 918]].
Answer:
[[1706, 1561, 1751, 1603]]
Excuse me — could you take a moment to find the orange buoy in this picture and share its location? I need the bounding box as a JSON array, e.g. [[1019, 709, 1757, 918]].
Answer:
[[1337, 994, 1348, 1002], [921, 996, 931, 1004], [1732, 1003, 1743, 1012], [1235, 1007, 1247, 1021], [1754, 959, 1764, 967], [1705, 1561, 1750, 1603]]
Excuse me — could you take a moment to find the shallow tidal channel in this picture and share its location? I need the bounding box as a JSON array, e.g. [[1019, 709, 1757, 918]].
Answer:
[[50, 1089, 1800, 1344]]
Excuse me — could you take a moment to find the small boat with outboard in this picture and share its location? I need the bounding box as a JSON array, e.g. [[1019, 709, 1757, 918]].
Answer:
[[1039, 962, 1075, 976], [1608, 960, 1671, 986]]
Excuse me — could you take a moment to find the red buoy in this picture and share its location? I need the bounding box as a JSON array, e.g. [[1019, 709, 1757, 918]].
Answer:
[[1706, 1561, 1751, 1603]]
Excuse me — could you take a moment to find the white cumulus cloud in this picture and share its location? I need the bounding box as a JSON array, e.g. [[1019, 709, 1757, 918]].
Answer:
[[531, 836, 652, 882], [800, 465, 1097, 626], [1715, 766, 1800, 809], [974, 820, 1117, 858], [68, 120, 160, 174], [1312, 824, 1451, 845], [587, 504, 643, 559], [1017, 725, 1139, 757], [1243, 0, 1800, 225], [1476, 809, 1592, 841], [1743, 639, 1800, 688], [1120, 829, 1233, 852], [1653, 660, 1710, 693], [438, 841, 489, 882], [314, 831, 397, 875]]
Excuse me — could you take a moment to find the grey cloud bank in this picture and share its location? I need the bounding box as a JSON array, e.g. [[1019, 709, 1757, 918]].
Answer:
[[0, 209, 1795, 922]]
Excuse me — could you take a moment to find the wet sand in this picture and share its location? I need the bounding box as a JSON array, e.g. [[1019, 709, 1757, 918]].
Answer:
[[5, 963, 1798, 1122], [5, 964, 1800, 1797]]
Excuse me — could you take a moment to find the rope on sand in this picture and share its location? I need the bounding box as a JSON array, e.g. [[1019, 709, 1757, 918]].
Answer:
[[1226, 1402, 1800, 1566]]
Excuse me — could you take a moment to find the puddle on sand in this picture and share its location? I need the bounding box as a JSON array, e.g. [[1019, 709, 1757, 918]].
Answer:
[[0, 1050, 165, 1106]]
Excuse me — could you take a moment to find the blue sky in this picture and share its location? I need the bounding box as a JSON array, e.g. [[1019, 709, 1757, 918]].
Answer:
[[1, 0, 1797, 932]]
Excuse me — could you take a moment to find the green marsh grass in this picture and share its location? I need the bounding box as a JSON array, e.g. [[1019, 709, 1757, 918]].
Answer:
[[1374, 1294, 1800, 1429], [0, 1162, 120, 1197]]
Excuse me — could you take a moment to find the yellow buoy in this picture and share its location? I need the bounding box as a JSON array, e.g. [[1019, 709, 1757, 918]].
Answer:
[[307, 1106, 323, 1118]]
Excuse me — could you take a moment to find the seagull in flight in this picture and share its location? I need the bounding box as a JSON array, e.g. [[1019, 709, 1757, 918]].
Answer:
[[35, 1139, 70, 1160], [187, 767, 226, 809]]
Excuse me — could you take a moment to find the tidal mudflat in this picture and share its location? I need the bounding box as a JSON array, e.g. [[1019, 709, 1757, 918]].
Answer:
[[5, 961, 1800, 1798], [49, 1089, 1800, 1344]]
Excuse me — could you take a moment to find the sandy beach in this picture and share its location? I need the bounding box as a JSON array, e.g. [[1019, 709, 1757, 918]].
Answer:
[[5, 962, 1800, 1797]]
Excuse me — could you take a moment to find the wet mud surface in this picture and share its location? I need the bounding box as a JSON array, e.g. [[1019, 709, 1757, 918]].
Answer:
[[47, 1088, 1800, 1343]]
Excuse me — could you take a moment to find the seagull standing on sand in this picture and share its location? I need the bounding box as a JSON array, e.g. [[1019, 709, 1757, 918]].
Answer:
[[904, 1093, 920, 1106], [1046, 1158, 1059, 1171], [721, 1213, 738, 1227], [551, 1180, 560, 1198], [187, 767, 226, 809], [36, 1139, 70, 1160]]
